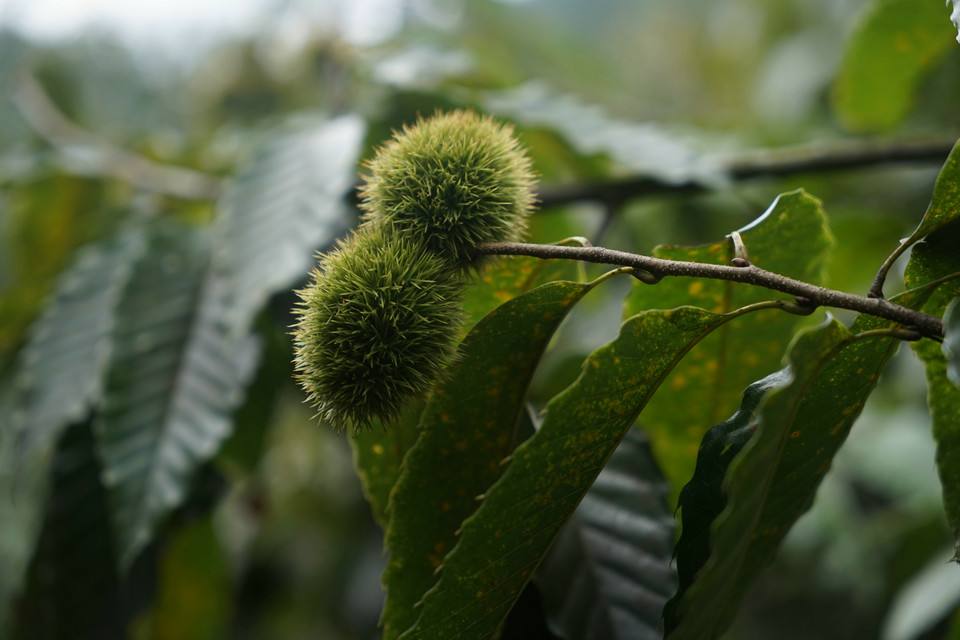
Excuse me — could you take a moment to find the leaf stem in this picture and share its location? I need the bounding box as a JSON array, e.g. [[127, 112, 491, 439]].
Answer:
[[868, 230, 922, 299], [475, 242, 948, 339]]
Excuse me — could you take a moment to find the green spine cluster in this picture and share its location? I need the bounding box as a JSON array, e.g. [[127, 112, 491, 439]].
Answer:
[[293, 110, 535, 428], [293, 226, 463, 427], [360, 110, 535, 265]]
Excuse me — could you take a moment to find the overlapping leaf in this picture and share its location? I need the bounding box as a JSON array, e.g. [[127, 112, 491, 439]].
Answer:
[[905, 223, 960, 552], [462, 254, 582, 332], [623, 189, 831, 501], [213, 115, 365, 334], [349, 400, 424, 529], [665, 303, 932, 639], [833, 0, 956, 132], [380, 277, 608, 639], [350, 255, 580, 529], [1, 228, 146, 623], [95, 221, 259, 568], [536, 428, 675, 640], [398, 305, 754, 640]]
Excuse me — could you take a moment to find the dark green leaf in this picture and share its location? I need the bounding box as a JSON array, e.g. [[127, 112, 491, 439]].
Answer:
[[14, 422, 122, 640], [536, 428, 675, 640], [214, 115, 365, 334], [398, 304, 745, 640], [833, 0, 956, 132], [623, 190, 831, 501], [665, 307, 927, 639], [381, 277, 608, 640], [945, 298, 960, 387], [905, 223, 960, 554], [95, 221, 259, 568]]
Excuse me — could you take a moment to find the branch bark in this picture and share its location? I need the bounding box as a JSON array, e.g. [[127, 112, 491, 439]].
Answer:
[[475, 241, 948, 339]]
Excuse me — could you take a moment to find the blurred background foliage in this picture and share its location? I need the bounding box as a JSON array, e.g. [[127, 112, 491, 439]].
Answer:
[[0, 0, 958, 638]]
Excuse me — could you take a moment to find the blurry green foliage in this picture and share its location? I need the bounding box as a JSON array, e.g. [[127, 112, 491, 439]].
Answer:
[[0, 1, 959, 639]]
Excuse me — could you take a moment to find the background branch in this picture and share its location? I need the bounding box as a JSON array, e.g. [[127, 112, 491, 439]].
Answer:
[[12, 70, 223, 201], [12, 68, 954, 213], [476, 241, 948, 338], [536, 137, 956, 208]]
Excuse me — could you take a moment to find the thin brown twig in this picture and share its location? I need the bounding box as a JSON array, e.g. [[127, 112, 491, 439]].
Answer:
[[475, 241, 947, 339], [11, 70, 223, 201]]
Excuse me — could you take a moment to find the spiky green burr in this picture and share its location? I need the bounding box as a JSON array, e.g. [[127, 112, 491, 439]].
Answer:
[[292, 225, 463, 428], [360, 110, 535, 266]]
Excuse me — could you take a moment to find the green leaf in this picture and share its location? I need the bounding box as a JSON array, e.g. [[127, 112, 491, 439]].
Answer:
[[833, 0, 956, 133], [349, 399, 424, 529], [11, 227, 147, 457], [905, 223, 960, 553], [483, 82, 722, 186], [463, 254, 582, 332], [14, 422, 121, 640], [912, 139, 960, 245], [945, 298, 960, 387], [95, 221, 259, 569], [536, 428, 675, 640], [214, 115, 365, 334], [664, 308, 925, 639], [381, 277, 608, 640], [623, 190, 832, 501], [398, 304, 747, 640], [2, 228, 146, 624]]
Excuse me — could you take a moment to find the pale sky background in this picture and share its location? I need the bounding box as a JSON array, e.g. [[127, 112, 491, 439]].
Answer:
[[0, 0, 418, 54]]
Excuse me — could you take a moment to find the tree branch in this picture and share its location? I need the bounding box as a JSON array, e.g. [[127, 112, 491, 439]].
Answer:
[[536, 137, 956, 208], [475, 241, 948, 339], [11, 70, 223, 201]]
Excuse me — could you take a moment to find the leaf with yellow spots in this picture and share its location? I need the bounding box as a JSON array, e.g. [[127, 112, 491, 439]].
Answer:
[[623, 189, 832, 503], [397, 304, 761, 640], [664, 281, 946, 639], [380, 275, 613, 640], [832, 0, 956, 132], [349, 399, 424, 528], [536, 427, 676, 640], [462, 254, 582, 333], [905, 222, 960, 556]]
